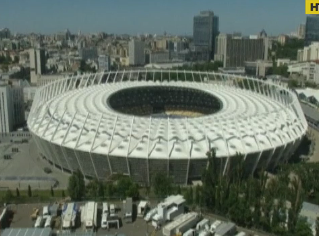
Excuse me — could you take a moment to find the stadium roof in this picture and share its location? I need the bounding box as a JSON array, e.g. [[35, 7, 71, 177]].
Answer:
[[29, 75, 306, 159]]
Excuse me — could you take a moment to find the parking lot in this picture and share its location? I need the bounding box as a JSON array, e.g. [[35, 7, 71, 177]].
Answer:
[[0, 136, 69, 190], [2, 200, 276, 236], [7, 202, 161, 236]]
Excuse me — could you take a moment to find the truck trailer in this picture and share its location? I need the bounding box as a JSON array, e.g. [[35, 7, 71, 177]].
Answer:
[[162, 212, 199, 236]]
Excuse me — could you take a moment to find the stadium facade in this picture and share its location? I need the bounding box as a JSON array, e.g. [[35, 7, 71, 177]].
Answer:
[[27, 70, 308, 185]]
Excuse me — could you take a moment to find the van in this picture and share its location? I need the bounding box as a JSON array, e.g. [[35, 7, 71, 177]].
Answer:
[[102, 202, 109, 215], [101, 214, 108, 229], [34, 216, 43, 228], [43, 206, 50, 217], [110, 204, 115, 217]]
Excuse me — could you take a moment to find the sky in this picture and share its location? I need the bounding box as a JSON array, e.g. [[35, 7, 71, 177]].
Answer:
[[0, 0, 306, 36]]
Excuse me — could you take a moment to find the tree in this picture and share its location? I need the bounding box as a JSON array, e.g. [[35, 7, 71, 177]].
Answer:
[[50, 186, 54, 197], [294, 217, 313, 236], [273, 65, 289, 77], [117, 176, 134, 198], [28, 185, 32, 197], [16, 188, 20, 197], [98, 181, 105, 199], [126, 183, 140, 200], [2, 190, 13, 203], [13, 56, 19, 64], [152, 172, 173, 198], [67, 169, 85, 201], [194, 185, 201, 205], [316, 217, 319, 236], [86, 179, 100, 199]]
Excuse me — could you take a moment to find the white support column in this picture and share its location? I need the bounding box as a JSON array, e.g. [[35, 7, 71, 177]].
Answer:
[[51, 109, 67, 142], [99, 72, 106, 84], [59, 141, 73, 172], [272, 143, 287, 170], [161, 70, 163, 82], [42, 105, 59, 138], [234, 118, 247, 157], [107, 72, 113, 83], [106, 116, 118, 174], [67, 75, 75, 90], [92, 72, 101, 84], [167, 118, 170, 177], [185, 118, 192, 185], [219, 119, 231, 176], [199, 72, 203, 83], [90, 114, 103, 152], [35, 108, 49, 134], [128, 70, 132, 81], [62, 112, 77, 145], [206, 71, 211, 84], [146, 117, 152, 185], [121, 70, 126, 82], [213, 73, 217, 84], [250, 122, 262, 175], [126, 117, 135, 176], [84, 73, 92, 87], [169, 70, 171, 81], [246, 76, 252, 91], [145, 70, 148, 82], [73, 148, 86, 179], [192, 71, 195, 82], [75, 113, 89, 148], [113, 70, 119, 84], [252, 79, 258, 93], [202, 119, 210, 152], [60, 112, 82, 173], [184, 70, 187, 81]]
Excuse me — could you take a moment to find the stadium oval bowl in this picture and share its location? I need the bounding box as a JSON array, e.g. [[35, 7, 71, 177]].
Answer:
[[28, 70, 308, 184]]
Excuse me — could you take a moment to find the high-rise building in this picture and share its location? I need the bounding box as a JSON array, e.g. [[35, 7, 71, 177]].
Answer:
[[214, 34, 267, 67], [298, 24, 306, 39], [79, 47, 98, 61], [305, 16, 319, 46], [0, 28, 11, 39], [0, 85, 25, 133], [29, 47, 46, 84], [98, 55, 111, 72], [129, 39, 145, 66], [193, 11, 219, 60], [149, 51, 170, 64]]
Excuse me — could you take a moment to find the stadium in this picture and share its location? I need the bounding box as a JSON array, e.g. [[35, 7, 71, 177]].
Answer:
[[27, 70, 308, 185]]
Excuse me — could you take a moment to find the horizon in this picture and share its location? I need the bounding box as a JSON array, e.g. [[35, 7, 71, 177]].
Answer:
[[0, 0, 305, 36]]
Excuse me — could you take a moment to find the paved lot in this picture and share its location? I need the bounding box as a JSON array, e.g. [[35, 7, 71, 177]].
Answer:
[[0, 139, 69, 190], [8, 202, 161, 236], [6, 202, 274, 236]]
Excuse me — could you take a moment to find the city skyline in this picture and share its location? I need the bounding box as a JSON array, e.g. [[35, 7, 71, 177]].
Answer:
[[0, 0, 305, 36]]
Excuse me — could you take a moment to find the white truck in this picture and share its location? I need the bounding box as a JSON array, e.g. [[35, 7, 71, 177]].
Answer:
[[144, 207, 157, 222], [34, 216, 43, 228], [44, 216, 52, 228]]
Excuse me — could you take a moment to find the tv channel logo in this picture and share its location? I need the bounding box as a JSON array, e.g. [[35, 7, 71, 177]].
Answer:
[[306, 0, 319, 14]]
